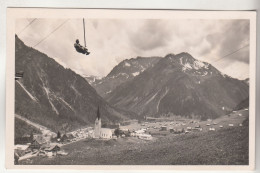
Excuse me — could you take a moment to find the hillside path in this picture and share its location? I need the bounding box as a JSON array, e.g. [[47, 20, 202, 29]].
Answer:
[[15, 114, 55, 136]]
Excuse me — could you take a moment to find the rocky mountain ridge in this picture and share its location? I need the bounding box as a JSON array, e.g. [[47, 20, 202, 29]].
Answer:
[[105, 52, 249, 120]]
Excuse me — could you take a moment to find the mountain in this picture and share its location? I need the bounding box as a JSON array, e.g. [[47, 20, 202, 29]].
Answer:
[[106, 53, 249, 120], [83, 75, 102, 85], [244, 78, 249, 85], [233, 97, 249, 111], [15, 35, 135, 132], [90, 56, 161, 97]]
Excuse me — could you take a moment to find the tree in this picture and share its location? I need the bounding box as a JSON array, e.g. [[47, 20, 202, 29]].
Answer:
[[30, 131, 34, 141], [114, 128, 120, 137], [57, 131, 61, 139]]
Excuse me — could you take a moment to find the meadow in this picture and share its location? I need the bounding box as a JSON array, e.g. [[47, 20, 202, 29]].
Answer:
[[20, 111, 249, 165]]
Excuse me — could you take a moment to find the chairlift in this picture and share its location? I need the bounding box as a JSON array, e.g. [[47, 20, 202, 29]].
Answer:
[[74, 18, 90, 55]]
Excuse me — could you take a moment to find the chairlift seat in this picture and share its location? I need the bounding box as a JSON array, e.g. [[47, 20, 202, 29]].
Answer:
[[74, 43, 90, 55]]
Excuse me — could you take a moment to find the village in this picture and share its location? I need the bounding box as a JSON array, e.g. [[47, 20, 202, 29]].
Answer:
[[15, 107, 248, 165]]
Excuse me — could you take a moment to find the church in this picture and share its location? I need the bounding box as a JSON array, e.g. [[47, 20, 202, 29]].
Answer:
[[93, 107, 113, 139]]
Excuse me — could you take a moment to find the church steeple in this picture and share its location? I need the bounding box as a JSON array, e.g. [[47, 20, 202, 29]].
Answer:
[[94, 106, 101, 138], [97, 106, 100, 120]]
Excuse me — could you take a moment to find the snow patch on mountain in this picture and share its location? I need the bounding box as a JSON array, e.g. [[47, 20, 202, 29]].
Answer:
[[83, 75, 103, 85], [105, 90, 112, 94], [182, 63, 192, 71], [181, 59, 209, 74], [220, 72, 227, 78], [157, 88, 169, 113], [83, 75, 102, 80], [132, 72, 140, 76], [43, 86, 59, 115], [180, 57, 184, 65], [109, 73, 129, 79], [58, 97, 75, 112], [125, 62, 131, 67], [16, 81, 38, 102], [193, 60, 207, 70], [201, 71, 208, 76], [121, 73, 129, 77], [70, 85, 81, 96], [145, 92, 158, 105], [140, 65, 145, 71]]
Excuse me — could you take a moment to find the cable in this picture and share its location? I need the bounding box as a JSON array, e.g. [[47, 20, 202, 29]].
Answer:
[[33, 19, 70, 48], [83, 18, 86, 47], [213, 43, 249, 63], [17, 19, 70, 59], [17, 18, 37, 35]]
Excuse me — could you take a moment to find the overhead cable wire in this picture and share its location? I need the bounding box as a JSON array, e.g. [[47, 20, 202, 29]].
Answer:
[[17, 18, 37, 35], [83, 18, 86, 47], [213, 43, 249, 63], [33, 19, 70, 48], [17, 19, 70, 59]]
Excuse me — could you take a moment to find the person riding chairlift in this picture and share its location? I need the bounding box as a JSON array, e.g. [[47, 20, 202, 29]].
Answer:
[[74, 39, 90, 55]]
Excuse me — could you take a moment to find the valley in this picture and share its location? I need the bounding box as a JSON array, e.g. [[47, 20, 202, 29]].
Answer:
[[14, 35, 250, 166], [19, 109, 249, 165]]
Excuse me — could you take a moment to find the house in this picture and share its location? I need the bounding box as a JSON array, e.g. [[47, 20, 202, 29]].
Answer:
[[186, 127, 192, 131], [149, 131, 169, 136], [33, 134, 43, 140], [67, 133, 75, 140], [120, 121, 131, 126], [138, 134, 153, 140], [160, 126, 167, 131], [60, 134, 69, 142], [173, 128, 184, 134], [130, 131, 137, 137], [192, 128, 202, 132], [14, 144, 29, 151], [99, 128, 113, 139], [209, 127, 215, 131], [195, 125, 201, 128], [102, 123, 120, 129], [33, 134, 46, 144], [29, 139, 43, 150], [45, 144, 61, 156], [14, 145, 29, 157], [93, 106, 113, 139]]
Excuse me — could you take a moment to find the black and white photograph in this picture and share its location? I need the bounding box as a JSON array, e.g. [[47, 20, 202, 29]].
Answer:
[[5, 9, 256, 169]]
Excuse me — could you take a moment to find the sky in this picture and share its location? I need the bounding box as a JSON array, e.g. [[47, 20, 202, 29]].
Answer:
[[15, 18, 250, 79]]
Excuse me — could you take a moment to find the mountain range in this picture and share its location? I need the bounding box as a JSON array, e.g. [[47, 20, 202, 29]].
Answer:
[[15, 34, 249, 132], [86, 57, 161, 97], [104, 53, 249, 120], [15, 35, 135, 132]]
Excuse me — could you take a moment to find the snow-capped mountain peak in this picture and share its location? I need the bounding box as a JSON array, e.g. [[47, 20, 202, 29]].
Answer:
[[90, 56, 162, 97]]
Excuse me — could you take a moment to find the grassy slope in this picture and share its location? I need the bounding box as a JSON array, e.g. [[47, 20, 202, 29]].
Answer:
[[15, 118, 41, 139], [21, 122, 249, 165]]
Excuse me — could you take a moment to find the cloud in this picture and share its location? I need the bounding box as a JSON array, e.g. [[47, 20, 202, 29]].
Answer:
[[128, 20, 173, 51], [205, 20, 249, 64], [16, 18, 250, 79]]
